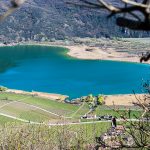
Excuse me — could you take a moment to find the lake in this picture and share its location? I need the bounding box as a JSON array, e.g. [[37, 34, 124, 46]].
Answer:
[[0, 45, 149, 98]]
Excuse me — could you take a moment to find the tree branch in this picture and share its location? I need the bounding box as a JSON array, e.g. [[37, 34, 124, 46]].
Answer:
[[67, 0, 150, 30]]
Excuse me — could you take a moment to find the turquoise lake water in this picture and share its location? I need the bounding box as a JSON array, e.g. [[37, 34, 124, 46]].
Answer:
[[0, 45, 149, 98]]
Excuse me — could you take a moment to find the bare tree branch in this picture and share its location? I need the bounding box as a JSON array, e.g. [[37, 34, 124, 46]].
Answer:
[[140, 52, 150, 62], [67, 0, 150, 30]]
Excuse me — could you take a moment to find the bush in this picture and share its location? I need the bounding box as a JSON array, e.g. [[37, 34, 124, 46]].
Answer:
[[85, 94, 94, 103], [0, 86, 7, 92], [97, 95, 105, 105]]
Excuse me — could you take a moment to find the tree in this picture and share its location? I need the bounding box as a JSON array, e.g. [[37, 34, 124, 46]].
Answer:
[[97, 94, 104, 105], [85, 94, 95, 103], [96, 89, 150, 149]]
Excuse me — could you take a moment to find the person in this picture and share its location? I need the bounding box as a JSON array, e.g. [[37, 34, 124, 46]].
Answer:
[[128, 108, 131, 119], [112, 117, 117, 128]]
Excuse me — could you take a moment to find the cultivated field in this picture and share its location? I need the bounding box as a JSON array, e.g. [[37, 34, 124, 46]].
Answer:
[[0, 92, 89, 125], [0, 92, 142, 126]]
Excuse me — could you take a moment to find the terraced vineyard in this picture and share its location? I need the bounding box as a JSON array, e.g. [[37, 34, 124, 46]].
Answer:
[[0, 92, 89, 125], [0, 92, 143, 125]]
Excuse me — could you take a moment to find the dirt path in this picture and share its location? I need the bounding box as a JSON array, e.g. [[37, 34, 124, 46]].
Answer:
[[0, 111, 146, 127], [70, 102, 86, 118]]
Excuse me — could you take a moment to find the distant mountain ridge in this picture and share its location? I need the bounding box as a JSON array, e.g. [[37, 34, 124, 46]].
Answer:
[[0, 0, 149, 42]]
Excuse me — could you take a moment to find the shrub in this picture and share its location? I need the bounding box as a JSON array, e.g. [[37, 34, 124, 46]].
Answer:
[[97, 95, 104, 105], [0, 86, 7, 92]]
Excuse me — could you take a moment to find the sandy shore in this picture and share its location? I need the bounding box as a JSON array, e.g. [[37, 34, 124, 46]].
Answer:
[[66, 45, 143, 63], [6, 89, 68, 101], [104, 94, 144, 106], [0, 41, 146, 63]]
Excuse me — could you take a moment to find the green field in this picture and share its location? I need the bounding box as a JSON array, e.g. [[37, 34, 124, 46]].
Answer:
[[0, 92, 142, 125], [0, 92, 89, 124], [0, 116, 20, 126], [95, 106, 142, 118], [0, 92, 145, 149], [0, 93, 79, 113]]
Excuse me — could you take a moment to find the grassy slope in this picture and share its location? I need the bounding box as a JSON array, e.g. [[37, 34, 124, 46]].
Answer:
[[0, 116, 20, 126], [70, 122, 111, 139], [0, 92, 89, 123], [0, 122, 111, 147], [95, 106, 142, 118], [0, 92, 142, 124], [0, 92, 143, 148], [0, 93, 79, 113]]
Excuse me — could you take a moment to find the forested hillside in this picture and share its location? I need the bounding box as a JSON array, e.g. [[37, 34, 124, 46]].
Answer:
[[0, 0, 149, 42]]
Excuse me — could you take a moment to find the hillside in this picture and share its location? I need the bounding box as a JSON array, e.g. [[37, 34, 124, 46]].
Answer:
[[0, 0, 150, 43]]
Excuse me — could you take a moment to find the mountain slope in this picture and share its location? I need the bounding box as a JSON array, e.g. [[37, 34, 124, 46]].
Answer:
[[0, 0, 149, 42]]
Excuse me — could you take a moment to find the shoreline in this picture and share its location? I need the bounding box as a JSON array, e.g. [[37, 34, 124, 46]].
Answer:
[[5, 89, 68, 102], [0, 41, 149, 64], [0, 40, 148, 106], [4, 88, 144, 106], [66, 45, 141, 63]]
